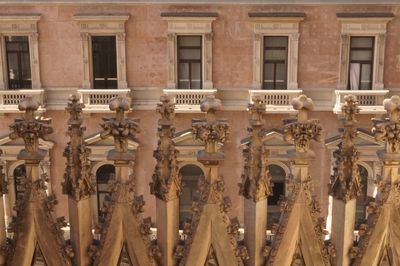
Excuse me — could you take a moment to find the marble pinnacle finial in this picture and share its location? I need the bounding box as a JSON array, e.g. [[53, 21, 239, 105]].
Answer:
[[383, 95, 400, 122], [200, 95, 222, 113], [68, 94, 80, 103], [342, 95, 360, 124], [292, 94, 314, 123], [18, 95, 39, 112], [109, 96, 131, 112]]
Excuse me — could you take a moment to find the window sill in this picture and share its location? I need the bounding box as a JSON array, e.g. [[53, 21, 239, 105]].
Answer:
[[249, 89, 303, 114], [333, 90, 389, 114], [0, 89, 45, 115], [163, 89, 217, 113]]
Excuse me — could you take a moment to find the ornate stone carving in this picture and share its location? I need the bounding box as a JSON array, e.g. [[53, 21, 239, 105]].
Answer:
[[7, 96, 72, 265], [0, 154, 7, 196], [62, 94, 95, 201], [373, 96, 400, 156], [283, 95, 323, 156], [150, 95, 182, 201], [239, 97, 272, 201], [175, 96, 248, 265], [329, 95, 362, 202]]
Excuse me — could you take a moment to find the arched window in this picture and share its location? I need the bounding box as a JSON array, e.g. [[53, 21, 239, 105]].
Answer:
[[179, 164, 203, 228], [267, 164, 286, 228], [13, 164, 26, 201], [356, 164, 369, 227], [96, 164, 115, 220]]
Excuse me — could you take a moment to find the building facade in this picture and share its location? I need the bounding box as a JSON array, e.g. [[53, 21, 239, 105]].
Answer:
[[0, 0, 399, 265]]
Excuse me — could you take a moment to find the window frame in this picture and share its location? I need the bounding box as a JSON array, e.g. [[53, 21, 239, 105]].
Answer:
[[161, 13, 217, 90], [5, 36, 32, 90], [249, 13, 304, 90], [74, 13, 129, 90], [0, 14, 41, 90], [263, 36, 289, 90], [348, 36, 375, 90], [336, 14, 393, 90], [177, 35, 203, 90]]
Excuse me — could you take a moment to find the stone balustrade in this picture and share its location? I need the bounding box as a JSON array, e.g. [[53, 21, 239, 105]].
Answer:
[[77, 89, 131, 113], [333, 90, 388, 114], [0, 89, 45, 114], [163, 89, 217, 113], [249, 89, 303, 113]]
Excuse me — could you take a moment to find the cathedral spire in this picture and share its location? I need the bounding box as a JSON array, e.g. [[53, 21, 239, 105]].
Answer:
[[7, 96, 72, 266]]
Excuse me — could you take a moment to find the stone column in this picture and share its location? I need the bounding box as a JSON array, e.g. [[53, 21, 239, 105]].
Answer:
[[80, 33, 91, 89], [63, 95, 95, 266], [116, 33, 128, 89], [150, 95, 182, 266], [288, 33, 299, 90], [29, 33, 41, 89], [329, 95, 362, 266], [167, 33, 176, 89], [203, 33, 213, 89], [239, 97, 271, 266], [374, 33, 386, 90], [252, 33, 262, 89], [338, 34, 350, 90]]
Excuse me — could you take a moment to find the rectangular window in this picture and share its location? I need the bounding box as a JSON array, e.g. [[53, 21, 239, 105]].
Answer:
[[177, 36, 202, 89], [348, 36, 374, 90], [92, 36, 117, 89], [263, 36, 288, 90], [5, 36, 31, 89]]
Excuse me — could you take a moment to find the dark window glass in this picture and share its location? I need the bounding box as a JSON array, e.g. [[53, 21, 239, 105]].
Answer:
[[348, 37, 374, 90], [5, 36, 31, 89], [263, 36, 288, 90], [13, 164, 26, 201], [267, 164, 286, 228], [92, 36, 117, 89], [177, 36, 202, 89], [96, 164, 115, 220], [179, 164, 203, 228], [356, 165, 369, 227]]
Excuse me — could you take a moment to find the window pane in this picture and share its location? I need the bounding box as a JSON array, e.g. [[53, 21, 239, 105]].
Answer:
[[276, 63, 287, 83], [351, 37, 374, 48], [179, 49, 201, 60], [360, 64, 372, 90], [178, 62, 189, 89], [263, 63, 274, 89], [350, 50, 373, 61], [264, 49, 287, 61], [21, 53, 31, 80], [92, 36, 117, 89], [349, 63, 361, 90], [264, 36, 288, 48], [178, 36, 201, 47]]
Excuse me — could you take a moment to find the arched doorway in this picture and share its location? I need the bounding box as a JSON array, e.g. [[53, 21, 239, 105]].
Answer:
[[356, 164, 369, 227], [179, 164, 203, 228], [96, 164, 115, 220], [267, 164, 286, 228], [13, 164, 26, 202]]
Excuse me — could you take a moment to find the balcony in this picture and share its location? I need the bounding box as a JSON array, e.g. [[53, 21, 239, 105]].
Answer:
[[78, 89, 131, 113], [333, 90, 388, 114], [0, 89, 45, 114], [163, 89, 217, 113], [249, 90, 303, 113]]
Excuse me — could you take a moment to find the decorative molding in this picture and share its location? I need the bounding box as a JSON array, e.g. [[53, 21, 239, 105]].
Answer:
[[74, 13, 129, 89], [0, 14, 41, 90], [250, 16, 303, 90], [336, 15, 393, 90], [162, 16, 216, 89]]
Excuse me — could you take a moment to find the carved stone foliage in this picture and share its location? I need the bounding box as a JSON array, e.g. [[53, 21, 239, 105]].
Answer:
[[150, 95, 182, 201], [100, 97, 140, 155], [239, 97, 272, 202], [329, 95, 362, 202], [9, 96, 53, 160], [0, 152, 7, 196], [373, 96, 400, 156], [175, 96, 248, 265], [62, 95, 95, 201], [7, 97, 73, 265], [283, 95, 322, 155]]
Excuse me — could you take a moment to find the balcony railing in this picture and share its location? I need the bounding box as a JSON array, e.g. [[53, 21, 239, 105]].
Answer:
[[249, 90, 303, 113], [333, 90, 388, 114], [0, 89, 45, 114], [78, 89, 131, 113], [163, 89, 217, 113]]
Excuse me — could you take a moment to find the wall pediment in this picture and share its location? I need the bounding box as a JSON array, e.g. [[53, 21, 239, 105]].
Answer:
[[0, 135, 54, 160], [325, 130, 384, 150]]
